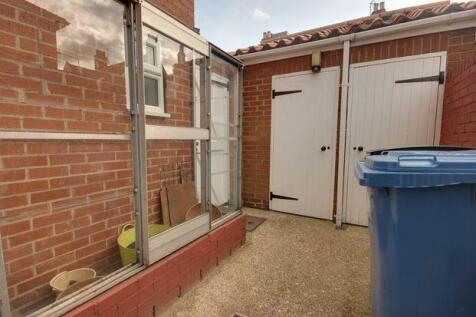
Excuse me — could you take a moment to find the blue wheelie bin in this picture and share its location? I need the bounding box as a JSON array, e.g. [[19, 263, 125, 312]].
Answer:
[[356, 147, 476, 317]]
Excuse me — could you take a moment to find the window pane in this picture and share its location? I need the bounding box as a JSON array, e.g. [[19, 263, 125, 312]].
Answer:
[[145, 45, 156, 66], [146, 140, 210, 236], [144, 77, 159, 107], [0, 1, 134, 315], [142, 26, 206, 128], [210, 52, 241, 219]]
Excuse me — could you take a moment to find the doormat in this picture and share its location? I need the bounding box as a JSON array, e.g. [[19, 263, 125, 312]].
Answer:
[[246, 215, 266, 232]]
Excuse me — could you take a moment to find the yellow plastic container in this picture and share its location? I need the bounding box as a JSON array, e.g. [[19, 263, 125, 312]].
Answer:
[[117, 223, 169, 266]]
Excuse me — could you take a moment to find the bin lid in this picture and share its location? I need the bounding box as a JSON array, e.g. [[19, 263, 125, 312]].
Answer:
[[356, 149, 476, 188]]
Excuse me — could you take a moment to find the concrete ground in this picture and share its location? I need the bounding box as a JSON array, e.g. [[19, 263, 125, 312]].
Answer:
[[162, 208, 370, 317]]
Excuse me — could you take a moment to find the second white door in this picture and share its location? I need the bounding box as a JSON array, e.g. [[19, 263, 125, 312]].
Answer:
[[343, 53, 445, 226], [270, 68, 340, 219], [210, 73, 231, 206]]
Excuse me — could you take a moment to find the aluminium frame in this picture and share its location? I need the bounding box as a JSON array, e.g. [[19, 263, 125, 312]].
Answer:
[[128, 0, 150, 265], [0, 1, 244, 315], [0, 245, 11, 317], [209, 44, 244, 224]]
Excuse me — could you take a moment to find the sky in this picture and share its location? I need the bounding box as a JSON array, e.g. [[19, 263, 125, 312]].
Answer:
[[195, 0, 448, 52]]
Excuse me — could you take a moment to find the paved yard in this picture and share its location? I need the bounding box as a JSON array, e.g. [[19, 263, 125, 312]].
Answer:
[[162, 208, 370, 317]]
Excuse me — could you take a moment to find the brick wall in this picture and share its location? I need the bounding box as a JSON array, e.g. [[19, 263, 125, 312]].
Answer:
[[0, 1, 135, 312], [440, 51, 476, 146], [64, 215, 246, 317], [145, 50, 201, 224], [350, 29, 476, 74], [242, 28, 476, 209], [146, 140, 194, 224], [0, 141, 133, 311], [146, 0, 194, 29], [0, 0, 199, 313]]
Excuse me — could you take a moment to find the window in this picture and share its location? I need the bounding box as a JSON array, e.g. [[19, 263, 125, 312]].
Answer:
[[0, 1, 140, 316], [143, 27, 167, 117], [0, 1, 242, 316], [209, 46, 242, 226]]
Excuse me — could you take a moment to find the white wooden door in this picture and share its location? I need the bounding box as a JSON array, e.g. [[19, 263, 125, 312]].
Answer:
[[210, 73, 230, 206], [195, 72, 234, 207], [270, 68, 340, 219], [343, 53, 445, 226]]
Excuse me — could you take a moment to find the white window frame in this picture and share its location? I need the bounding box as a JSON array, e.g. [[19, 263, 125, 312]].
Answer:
[[142, 26, 169, 118]]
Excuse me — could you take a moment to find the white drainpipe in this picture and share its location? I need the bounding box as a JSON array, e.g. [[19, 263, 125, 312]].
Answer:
[[335, 40, 351, 229]]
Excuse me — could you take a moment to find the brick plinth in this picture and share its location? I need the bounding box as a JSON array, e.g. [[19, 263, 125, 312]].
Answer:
[[64, 214, 246, 317]]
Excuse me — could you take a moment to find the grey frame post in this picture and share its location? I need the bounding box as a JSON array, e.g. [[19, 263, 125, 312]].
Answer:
[[203, 46, 212, 226], [238, 64, 244, 209], [209, 45, 244, 211], [0, 240, 11, 317], [127, 1, 150, 264]]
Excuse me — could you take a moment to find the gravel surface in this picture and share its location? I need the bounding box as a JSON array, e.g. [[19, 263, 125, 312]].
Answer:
[[161, 208, 370, 317]]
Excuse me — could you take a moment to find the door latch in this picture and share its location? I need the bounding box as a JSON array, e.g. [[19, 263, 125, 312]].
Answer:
[[395, 71, 445, 84], [272, 89, 302, 99], [270, 192, 298, 201]]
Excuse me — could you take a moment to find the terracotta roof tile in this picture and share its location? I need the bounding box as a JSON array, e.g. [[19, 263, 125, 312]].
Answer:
[[233, 1, 476, 56]]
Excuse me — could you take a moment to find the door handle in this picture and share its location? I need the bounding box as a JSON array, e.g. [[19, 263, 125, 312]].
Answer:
[[321, 146, 327, 151]]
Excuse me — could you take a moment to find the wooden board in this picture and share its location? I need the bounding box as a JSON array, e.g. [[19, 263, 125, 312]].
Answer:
[[165, 183, 198, 226]]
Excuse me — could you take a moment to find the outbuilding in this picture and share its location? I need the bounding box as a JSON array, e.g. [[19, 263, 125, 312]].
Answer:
[[235, 1, 476, 226]]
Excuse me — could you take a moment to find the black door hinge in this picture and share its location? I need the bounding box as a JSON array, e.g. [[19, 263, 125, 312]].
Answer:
[[270, 192, 298, 201], [272, 89, 302, 99], [395, 71, 445, 84]]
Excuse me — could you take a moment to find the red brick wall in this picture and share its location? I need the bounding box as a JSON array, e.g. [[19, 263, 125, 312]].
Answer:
[[350, 29, 476, 74], [0, 141, 133, 310], [242, 28, 476, 209], [146, 0, 194, 29], [0, 0, 199, 313], [242, 56, 311, 209], [0, 1, 134, 311], [440, 52, 476, 146], [146, 140, 194, 224], [145, 53, 200, 224], [64, 215, 246, 317]]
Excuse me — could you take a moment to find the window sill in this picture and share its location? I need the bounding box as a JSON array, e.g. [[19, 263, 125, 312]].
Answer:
[[145, 111, 171, 119]]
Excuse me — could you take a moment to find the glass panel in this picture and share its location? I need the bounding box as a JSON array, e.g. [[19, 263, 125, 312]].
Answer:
[[210, 53, 241, 219], [146, 140, 209, 237], [144, 76, 159, 107], [145, 44, 156, 66], [0, 1, 134, 315], [142, 26, 207, 128]]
